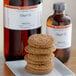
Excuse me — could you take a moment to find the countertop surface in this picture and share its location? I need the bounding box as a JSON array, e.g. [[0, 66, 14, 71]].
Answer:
[[0, 48, 76, 76]]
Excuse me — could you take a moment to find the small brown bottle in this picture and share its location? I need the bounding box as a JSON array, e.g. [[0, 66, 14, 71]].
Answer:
[[46, 2, 72, 63]]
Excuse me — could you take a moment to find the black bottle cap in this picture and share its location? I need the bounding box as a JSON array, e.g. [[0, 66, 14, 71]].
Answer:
[[53, 2, 66, 11]]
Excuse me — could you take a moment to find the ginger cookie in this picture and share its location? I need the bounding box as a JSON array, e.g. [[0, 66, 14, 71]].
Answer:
[[27, 62, 53, 70], [28, 34, 55, 48], [25, 64, 53, 74], [27, 54, 54, 62], [25, 45, 56, 54], [25, 55, 51, 64]]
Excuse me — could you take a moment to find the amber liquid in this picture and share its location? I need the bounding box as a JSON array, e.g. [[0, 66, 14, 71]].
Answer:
[[47, 11, 71, 63], [4, 0, 41, 61]]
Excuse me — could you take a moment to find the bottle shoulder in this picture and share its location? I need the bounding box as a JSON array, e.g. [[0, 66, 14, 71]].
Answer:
[[47, 14, 72, 25], [9, 0, 42, 6]]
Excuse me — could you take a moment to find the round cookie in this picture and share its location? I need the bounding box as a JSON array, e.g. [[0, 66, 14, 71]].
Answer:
[[25, 64, 53, 74], [28, 34, 55, 48], [27, 62, 53, 70], [25, 45, 56, 54], [27, 54, 54, 62], [25, 55, 51, 64]]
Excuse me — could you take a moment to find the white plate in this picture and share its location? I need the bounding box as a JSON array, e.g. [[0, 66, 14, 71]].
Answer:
[[6, 58, 75, 76]]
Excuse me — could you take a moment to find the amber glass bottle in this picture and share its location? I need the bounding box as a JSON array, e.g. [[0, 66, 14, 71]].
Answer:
[[4, 0, 42, 61], [46, 3, 72, 63]]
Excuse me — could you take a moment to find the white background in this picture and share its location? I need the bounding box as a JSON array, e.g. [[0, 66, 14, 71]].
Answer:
[[0, 0, 76, 52]]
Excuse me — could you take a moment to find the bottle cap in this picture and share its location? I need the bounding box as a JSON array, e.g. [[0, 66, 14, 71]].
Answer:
[[53, 2, 66, 11]]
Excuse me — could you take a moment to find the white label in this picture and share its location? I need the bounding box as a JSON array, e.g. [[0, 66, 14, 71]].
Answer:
[[46, 24, 72, 49], [4, 3, 42, 30]]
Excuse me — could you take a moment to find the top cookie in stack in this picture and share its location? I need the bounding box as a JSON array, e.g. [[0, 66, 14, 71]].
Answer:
[[28, 34, 55, 49], [25, 34, 56, 74]]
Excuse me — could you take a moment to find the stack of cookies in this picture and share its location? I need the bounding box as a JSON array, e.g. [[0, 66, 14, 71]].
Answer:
[[24, 34, 56, 74]]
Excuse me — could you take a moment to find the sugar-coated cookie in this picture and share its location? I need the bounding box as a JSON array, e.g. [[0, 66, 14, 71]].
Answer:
[[25, 45, 56, 54], [28, 34, 55, 48], [25, 55, 51, 64], [25, 64, 53, 74], [27, 62, 53, 70], [27, 54, 54, 61]]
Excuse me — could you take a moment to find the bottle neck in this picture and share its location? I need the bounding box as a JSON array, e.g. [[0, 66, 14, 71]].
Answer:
[[54, 10, 65, 15]]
